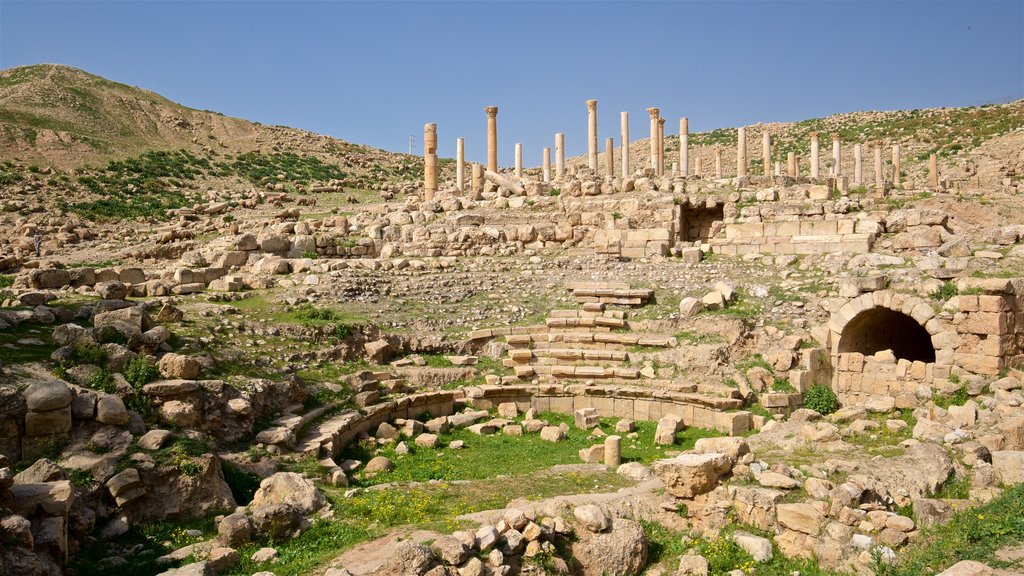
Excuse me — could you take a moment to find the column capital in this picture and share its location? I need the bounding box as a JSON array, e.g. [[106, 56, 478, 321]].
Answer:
[[658, 117, 665, 126], [485, 106, 498, 117], [586, 99, 598, 111], [647, 107, 660, 119], [831, 132, 840, 141], [810, 131, 820, 138]]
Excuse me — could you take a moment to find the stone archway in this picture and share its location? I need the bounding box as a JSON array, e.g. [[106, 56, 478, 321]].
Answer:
[[827, 291, 957, 403], [838, 307, 936, 363], [827, 290, 954, 365]]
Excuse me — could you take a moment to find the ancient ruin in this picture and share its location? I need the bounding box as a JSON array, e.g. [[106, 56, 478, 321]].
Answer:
[[0, 60, 1022, 576]]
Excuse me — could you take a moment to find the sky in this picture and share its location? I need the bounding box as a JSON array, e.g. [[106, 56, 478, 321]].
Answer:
[[1, 0, 1023, 166]]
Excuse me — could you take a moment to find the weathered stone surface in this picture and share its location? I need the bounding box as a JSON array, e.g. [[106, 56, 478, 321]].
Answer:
[[24, 380, 72, 412], [935, 560, 993, 576], [13, 458, 65, 484], [573, 504, 610, 533], [96, 394, 129, 425], [158, 353, 202, 380], [733, 531, 772, 562], [992, 451, 1024, 484], [651, 453, 732, 498], [218, 511, 253, 547], [364, 456, 394, 474], [571, 518, 647, 576], [676, 554, 710, 575], [251, 472, 326, 515], [776, 502, 826, 536]]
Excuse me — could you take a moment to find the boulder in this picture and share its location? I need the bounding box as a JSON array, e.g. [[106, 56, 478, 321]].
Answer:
[[571, 518, 647, 576], [13, 458, 65, 484], [24, 380, 72, 412], [364, 456, 394, 475], [776, 502, 826, 536], [692, 437, 749, 461], [573, 504, 610, 533], [678, 297, 703, 317], [96, 281, 130, 300], [651, 453, 733, 498], [732, 531, 772, 562], [371, 541, 436, 576], [251, 472, 326, 515], [158, 353, 202, 380], [96, 394, 129, 425], [677, 555, 710, 575], [218, 511, 253, 547], [992, 451, 1024, 484]]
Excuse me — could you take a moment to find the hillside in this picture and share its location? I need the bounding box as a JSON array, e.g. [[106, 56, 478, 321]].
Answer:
[[0, 63, 423, 182]]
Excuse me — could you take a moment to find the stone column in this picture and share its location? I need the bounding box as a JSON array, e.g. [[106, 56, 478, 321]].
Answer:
[[831, 133, 841, 177], [515, 143, 523, 179], [874, 141, 884, 194], [543, 147, 551, 183], [929, 153, 939, 188], [647, 108, 659, 172], [892, 144, 901, 187], [485, 106, 498, 173], [736, 126, 747, 177], [604, 435, 621, 467], [714, 147, 723, 178], [658, 117, 666, 176], [695, 154, 703, 178], [810, 132, 820, 179], [423, 123, 437, 201], [787, 152, 797, 178], [587, 99, 598, 171], [471, 163, 483, 193], [775, 161, 782, 176], [555, 133, 565, 179], [762, 130, 771, 176], [620, 112, 630, 179], [854, 144, 863, 185], [456, 137, 465, 192], [605, 137, 614, 177], [679, 117, 689, 177]]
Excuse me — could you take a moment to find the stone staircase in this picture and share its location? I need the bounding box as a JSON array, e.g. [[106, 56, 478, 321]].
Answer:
[[490, 283, 744, 413]]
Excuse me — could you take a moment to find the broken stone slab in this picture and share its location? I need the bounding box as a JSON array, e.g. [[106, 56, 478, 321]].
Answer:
[[651, 453, 733, 498]]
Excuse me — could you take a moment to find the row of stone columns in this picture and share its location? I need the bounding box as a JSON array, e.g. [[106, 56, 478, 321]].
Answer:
[[431, 102, 936, 198]]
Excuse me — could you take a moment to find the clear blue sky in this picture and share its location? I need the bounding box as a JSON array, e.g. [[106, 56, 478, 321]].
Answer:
[[2, 1, 1022, 165]]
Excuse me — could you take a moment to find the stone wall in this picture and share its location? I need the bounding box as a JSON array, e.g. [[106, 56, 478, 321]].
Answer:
[[712, 218, 874, 256]]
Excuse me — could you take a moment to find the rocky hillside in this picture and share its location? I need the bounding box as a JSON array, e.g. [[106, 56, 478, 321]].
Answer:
[[0, 64, 425, 198]]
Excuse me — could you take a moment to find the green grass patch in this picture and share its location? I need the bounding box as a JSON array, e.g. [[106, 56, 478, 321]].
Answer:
[[881, 484, 1024, 576], [341, 412, 722, 487]]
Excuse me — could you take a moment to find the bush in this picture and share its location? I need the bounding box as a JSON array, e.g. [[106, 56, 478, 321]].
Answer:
[[70, 342, 109, 366], [332, 323, 352, 340], [85, 370, 117, 394], [930, 281, 958, 301], [0, 274, 13, 288], [123, 355, 159, 389], [804, 383, 839, 415]]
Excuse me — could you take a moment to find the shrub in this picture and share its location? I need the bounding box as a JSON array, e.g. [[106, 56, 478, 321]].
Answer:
[[332, 323, 352, 340], [934, 384, 968, 409], [0, 274, 13, 288], [86, 370, 117, 394], [69, 342, 109, 366], [929, 281, 958, 301], [804, 383, 839, 415], [123, 355, 159, 389]]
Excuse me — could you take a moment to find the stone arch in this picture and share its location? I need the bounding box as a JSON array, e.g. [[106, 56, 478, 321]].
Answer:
[[827, 290, 954, 368], [838, 308, 935, 362]]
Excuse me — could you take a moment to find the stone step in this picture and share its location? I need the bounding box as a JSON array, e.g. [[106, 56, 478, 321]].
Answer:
[[696, 383, 744, 399], [505, 331, 676, 349], [545, 316, 627, 329]]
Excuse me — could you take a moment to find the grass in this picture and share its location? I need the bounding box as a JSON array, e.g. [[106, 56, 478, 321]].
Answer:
[[844, 411, 916, 454], [641, 520, 847, 576], [880, 484, 1024, 576], [0, 322, 56, 364], [340, 412, 723, 487]]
